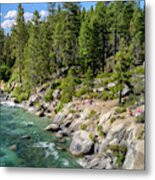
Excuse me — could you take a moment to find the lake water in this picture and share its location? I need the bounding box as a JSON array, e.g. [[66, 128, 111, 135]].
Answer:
[[0, 104, 81, 168]]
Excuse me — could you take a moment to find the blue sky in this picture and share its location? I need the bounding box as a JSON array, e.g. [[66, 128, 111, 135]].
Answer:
[[0, 2, 96, 33], [0, 1, 144, 34]]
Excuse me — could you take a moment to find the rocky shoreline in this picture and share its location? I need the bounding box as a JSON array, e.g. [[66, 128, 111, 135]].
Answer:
[[1, 87, 145, 170]]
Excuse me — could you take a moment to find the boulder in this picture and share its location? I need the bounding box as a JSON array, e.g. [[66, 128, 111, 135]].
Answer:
[[52, 89, 61, 100], [44, 123, 59, 131], [122, 85, 130, 97], [69, 130, 94, 156], [35, 110, 44, 117], [107, 82, 116, 89], [123, 140, 144, 170], [28, 94, 41, 106]]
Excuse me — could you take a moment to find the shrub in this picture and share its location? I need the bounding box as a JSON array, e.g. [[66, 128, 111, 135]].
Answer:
[[56, 102, 64, 113], [80, 124, 87, 130], [76, 87, 88, 98], [44, 89, 54, 102], [17, 92, 29, 103], [88, 110, 97, 119], [4, 83, 11, 93], [101, 91, 109, 101], [97, 125, 106, 137], [12, 87, 30, 103], [115, 105, 127, 114], [109, 145, 127, 168], [136, 112, 145, 123], [89, 133, 95, 141]]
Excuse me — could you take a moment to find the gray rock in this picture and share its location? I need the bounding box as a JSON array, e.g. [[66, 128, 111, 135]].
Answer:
[[44, 123, 59, 131], [35, 110, 44, 117], [52, 89, 61, 100], [123, 140, 144, 170], [107, 82, 116, 89], [122, 85, 130, 97], [69, 130, 94, 156]]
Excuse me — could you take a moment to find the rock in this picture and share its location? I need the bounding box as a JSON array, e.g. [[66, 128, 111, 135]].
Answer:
[[35, 110, 44, 117], [121, 85, 130, 97], [99, 111, 112, 125], [9, 144, 17, 151], [44, 123, 59, 131], [28, 94, 41, 106], [123, 140, 144, 170], [52, 89, 61, 100], [107, 82, 116, 89], [69, 130, 94, 156]]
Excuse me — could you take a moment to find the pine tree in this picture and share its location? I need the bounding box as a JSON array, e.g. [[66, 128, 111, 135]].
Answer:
[[114, 38, 131, 105], [11, 4, 27, 83]]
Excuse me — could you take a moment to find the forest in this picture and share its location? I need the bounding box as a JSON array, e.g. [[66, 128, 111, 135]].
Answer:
[[0, 1, 145, 109]]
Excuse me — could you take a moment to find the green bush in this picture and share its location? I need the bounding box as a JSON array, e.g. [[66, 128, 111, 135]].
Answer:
[[17, 92, 29, 103], [89, 133, 95, 141], [115, 105, 127, 114], [97, 125, 106, 137], [80, 124, 87, 130], [136, 112, 145, 123], [109, 144, 127, 168], [76, 87, 88, 98], [12, 87, 30, 103], [101, 91, 109, 101], [56, 102, 64, 113], [88, 110, 97, 119], [4, 83, 11, 93], [44, 89, 54, 102]]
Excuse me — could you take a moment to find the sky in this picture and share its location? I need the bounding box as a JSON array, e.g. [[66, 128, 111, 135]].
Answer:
[[0, 1, 144, 34], [0, 2, 96, 34]]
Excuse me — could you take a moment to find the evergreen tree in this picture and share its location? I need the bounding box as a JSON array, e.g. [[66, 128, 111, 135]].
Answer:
[[114, 38, 131, 105], [11, 4, 27, 83]]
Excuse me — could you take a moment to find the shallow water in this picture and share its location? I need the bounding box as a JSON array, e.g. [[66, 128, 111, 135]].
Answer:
[[0, 105, 81, 168]]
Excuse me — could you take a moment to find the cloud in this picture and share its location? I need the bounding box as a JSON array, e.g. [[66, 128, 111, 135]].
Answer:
[[39, 10, 49, 19], [0, 12, 2, 17], [1, 19, 16, 29], [4, 10, 17, 19], [24, 12, 33, 22]]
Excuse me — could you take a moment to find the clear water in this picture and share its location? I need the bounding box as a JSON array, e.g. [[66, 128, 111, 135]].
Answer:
[[0, 105, 81, 168]]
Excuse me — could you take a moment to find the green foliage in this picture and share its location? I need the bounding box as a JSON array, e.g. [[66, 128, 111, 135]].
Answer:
[[115, 105, 127, 114], [44, 89, 54, 102], [80, 124, 87, 130], [136, 112, 145, 123], [0, 64, 11, 82], [89, 133, 95, 141], [4, 83, 11, 93], [60, 69, 75, 104], [97, 125, 106, 137], [84, 67, 93, 89], [12, 86, 29, 103], [56, 102, 64, 113], [88, 110, 97, 119], [76, 86, 88, 97], [109, 144, 127, 168]]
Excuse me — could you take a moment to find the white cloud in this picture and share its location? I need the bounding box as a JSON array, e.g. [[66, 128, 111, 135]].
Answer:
[[4, 10, 17, 19], [1, 19, 16, 29], [39, 10, 49, 19], [24, 12, 33, 22]]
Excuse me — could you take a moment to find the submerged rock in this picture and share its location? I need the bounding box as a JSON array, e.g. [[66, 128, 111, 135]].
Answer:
[[9, 144, 17, 151]]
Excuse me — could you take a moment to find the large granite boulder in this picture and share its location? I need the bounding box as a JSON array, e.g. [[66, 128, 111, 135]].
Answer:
[[69, 130, 94, 156], [123, 140, 144, 170]]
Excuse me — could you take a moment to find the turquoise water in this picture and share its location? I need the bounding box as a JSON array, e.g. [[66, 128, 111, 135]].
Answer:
[[0, 105, 81, 168]]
